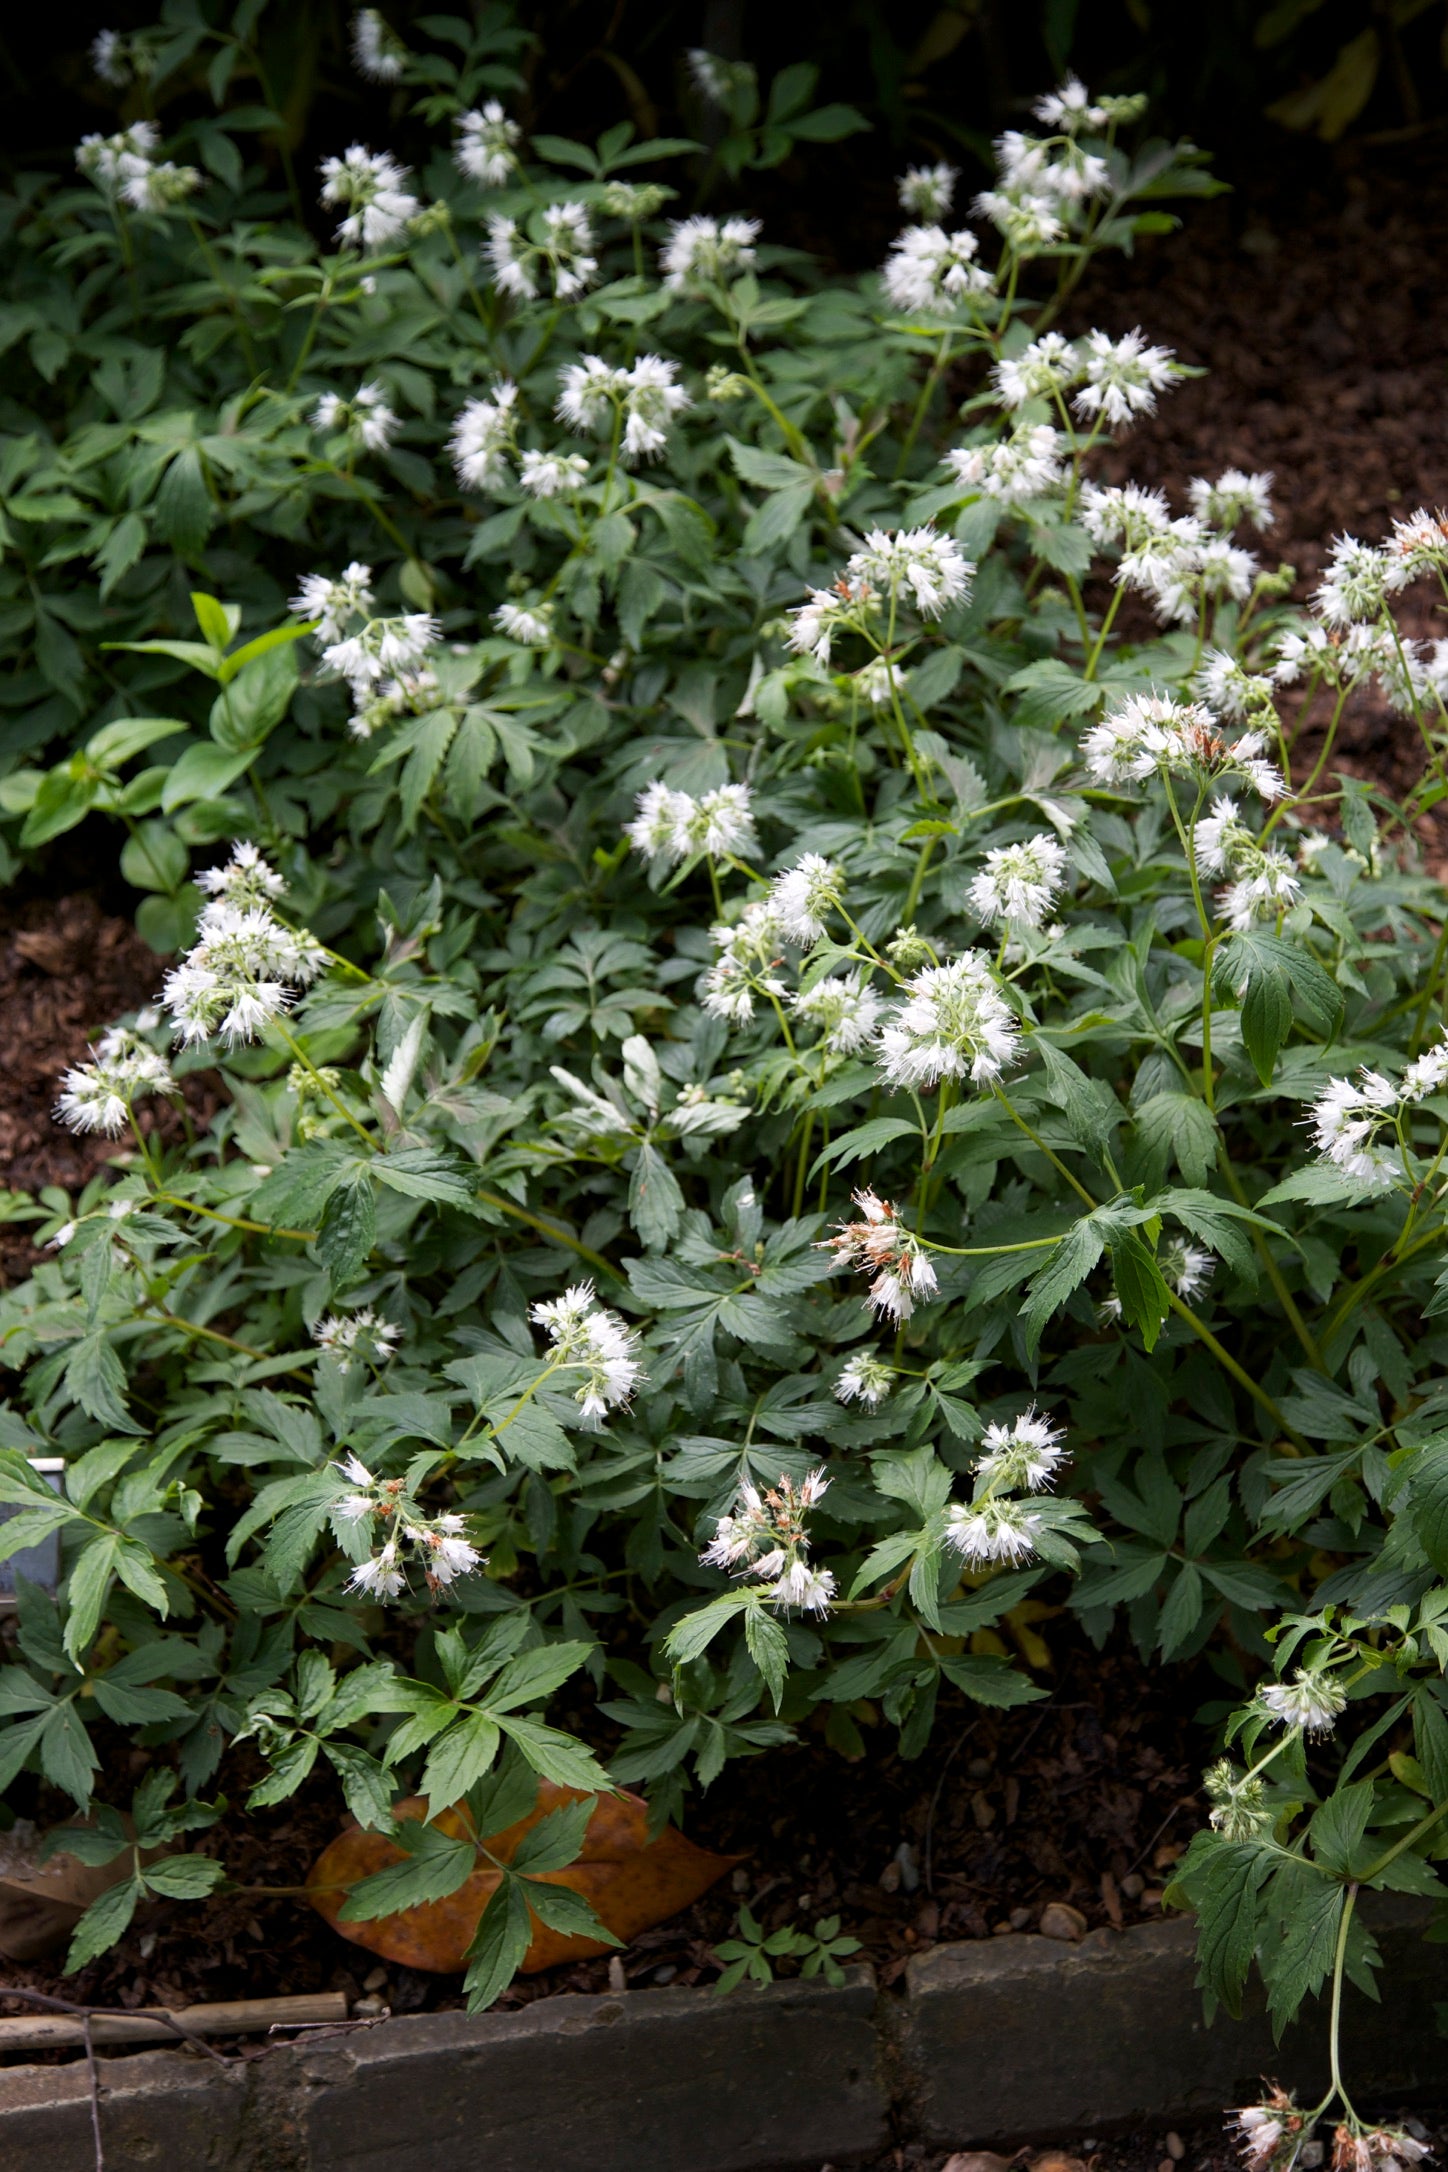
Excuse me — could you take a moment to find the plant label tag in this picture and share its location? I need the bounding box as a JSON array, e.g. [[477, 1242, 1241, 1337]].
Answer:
[[0, 1458, 65, 1608]]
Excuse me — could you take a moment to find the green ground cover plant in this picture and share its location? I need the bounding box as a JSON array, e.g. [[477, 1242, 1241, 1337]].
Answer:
[[1, 12, 1446, 2153]]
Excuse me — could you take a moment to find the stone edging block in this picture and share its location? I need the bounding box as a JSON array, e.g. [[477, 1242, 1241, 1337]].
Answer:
[[0, 1908, 1441, 2172]]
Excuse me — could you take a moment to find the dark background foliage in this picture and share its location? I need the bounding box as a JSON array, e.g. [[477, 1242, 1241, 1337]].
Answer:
[[4, 0, 1445, 258]]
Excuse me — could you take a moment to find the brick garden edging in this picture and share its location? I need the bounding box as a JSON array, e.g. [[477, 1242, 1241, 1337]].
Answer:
[[1, 1907, 1440, 2172]]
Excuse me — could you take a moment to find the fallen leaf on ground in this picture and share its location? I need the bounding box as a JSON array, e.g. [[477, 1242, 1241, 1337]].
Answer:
[[308, 1783, 736, 1974], [941, 2152, 1013, 2172], [0, 1818, 151, 1963], [1037, 1901, 1088, 1942]]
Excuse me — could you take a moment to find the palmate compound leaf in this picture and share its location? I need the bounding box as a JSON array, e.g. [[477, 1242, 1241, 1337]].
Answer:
[[308, 1781, 736, 1974]]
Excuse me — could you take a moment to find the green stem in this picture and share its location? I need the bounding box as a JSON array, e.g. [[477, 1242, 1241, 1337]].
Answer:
[[1165, 1290, 1299, 1438], [993, 1085, 1098, 1209], [475, 1189, 624, 1283], [1326, 1883, 1360, 2128], [153, 1190, 316, 1242], [273, 1022, 374, 1147]]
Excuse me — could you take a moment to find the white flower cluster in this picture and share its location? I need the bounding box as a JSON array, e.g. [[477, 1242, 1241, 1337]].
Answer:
[[702, 900, 787, 1025], [530, 1283, 645, 1423], [494, 601, 554, 648], [898, 163, 958, 219], [824, 1188, 940, 1322], [319, 144, 419, 250], [1077, 471, 1268, 627], [851, 527, 973, 618], [882, 224, 995, 317], [944, 423, 1065, 508], [1331, 2130, 1432, 2172], [876, 952, 1021, 1091], [995, 330, 1179, 427], [77, 121, 199, 213], [1081, 694, 1284, 801], [1307, 1039, 1448, 1192], [687, 48, 756, 109], [487, 203, 597, 302], [449, 380, 519, 493], [292, 565, 440, 736], [769, 854, 844, 946], [91, 28, 152, 86], [556, 353, 690, 461], [944, 1407, 1069, 1568], [55, 1027, 176, 1138], [701, 1468, 835, 1614], [336, 1453, 484, 1600], [1258, 1665, 1348, 1735], [1229, 2089, 1315, 2172], [968, 832, 1067, 930], [1194, 796, 1302, 931], [455, 101, 522, 187], [660, 215, 760, 291], [351, 8, 406, 81], [160, 845, 325, 1048], [311, 380, 399, 453], [792, 976, 884, 1056], [626, 780, 757, 868], [834, 1351, 896, 1405], [314, 1308, 401, 1373]]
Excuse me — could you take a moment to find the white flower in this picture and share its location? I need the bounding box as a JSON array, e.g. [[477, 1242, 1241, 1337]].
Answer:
[[121, 160, 201, 214], [702, 901, 787, 1024], [788, 583, 876, 667], [1188, 469, 1274, 533], [76, 122, 160, 198], [1308, 1071, 1401, 1191], [1072, 328, 1177, 426], [875, 953, 1021, 1091], [531, 1282, 645, 1422], [968, 833, 1066, 929], [883, 226, 995, 316], [160, 896, 325, 1049], [973, 186, 1065, 251], [1080, 695, 1283, 801], [319, 144, 419, 250], [626, 781, 756, 867], [770, 855, 844, 946], [449, 380, 519, 493], [1159, 1239, 1214, 1300], [824, 1188, 940, 1321], [847, 528, 972, 619], [91, 29, 132, 86], [55, 1031, 176, 1137], [1034, 75, 1107, 132], [487, 204, 597, 302], [701, 1469, 832, 1613], [312, 380, 399, 452], [518, 448, 590, 498], [626, 781, 695, 864], [1193, 649, 1275, 721], [660, 214, 760, 291], [291, 562, 375, 642], [1219, 853, 1301, 931], [994, 331, 1079, 409], [945, 1498, 1043, 1566], [417, 1522, 484, 1586], [351, 8, 406, 81], [321, 613, 440, 696], [1259, 1666, 1348, 1735], [1314, 534, 1390, 628], [494, 601, 553, 647], [1384, 506, 1448, 593], [315, 1310, 401, 1374], [687, 49, 753, 107], [769, 1560, 835, 1614], [1078, 479, 1171, 547], [898, 163, 958, 218], [972, 1407, 1068, 1492], [455, 101, 521, 187], [945, 424, 1064, 507], [1402, 1035, 1448, 1102], [790, 977, 883, 1055], [195, 839, 287, 909], [835, 1353, 895, 1406], [348, 1542, 406, 1600], [556, 354, 689, 461]]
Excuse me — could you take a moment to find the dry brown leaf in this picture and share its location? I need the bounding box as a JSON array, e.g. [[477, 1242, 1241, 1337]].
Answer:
[[308, 1783, 737, 1974], [941, 2152, 1013, 2172], [0, 1820, 152, 1963]]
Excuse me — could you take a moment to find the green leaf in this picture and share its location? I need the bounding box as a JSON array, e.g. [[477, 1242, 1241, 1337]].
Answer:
[[65, 1874, 143, 1972], [937, 1654, 1044, 1708], [64, 1532, 123, 1663], [420, 1712, 501, 1817], [1109, 1232, 1171, 1351], [510, 1794, 595, 1875], [809, 1116, 918, 1179], [143, 1853, 226, 1899], [495, 1714, 610, 1792], [318, 1178, 376, 1290], [160, 740, 256, 813], [462, 1877, 533, 2010], [339, 1818, 477, 1921], [743, 1599, 789, 1710]]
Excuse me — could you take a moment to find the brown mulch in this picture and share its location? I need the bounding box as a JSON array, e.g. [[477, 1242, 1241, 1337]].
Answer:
[[1063, 135, 1448, 851]]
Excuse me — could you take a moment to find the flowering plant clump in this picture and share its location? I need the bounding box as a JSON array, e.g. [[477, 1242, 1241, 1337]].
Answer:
[[0, 14, 1446, 2086]]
